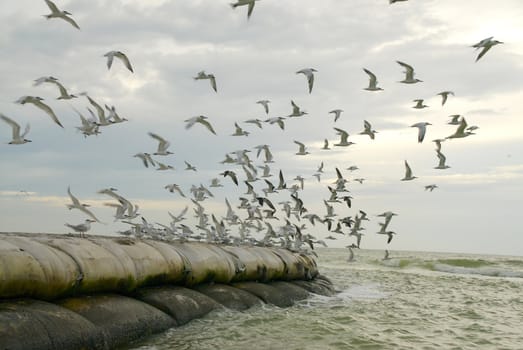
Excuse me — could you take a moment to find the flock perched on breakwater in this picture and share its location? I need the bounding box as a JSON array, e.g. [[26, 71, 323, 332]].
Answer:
[[1, 0, 505, 261]]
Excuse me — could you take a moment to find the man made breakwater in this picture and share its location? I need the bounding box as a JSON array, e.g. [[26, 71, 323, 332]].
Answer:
[[0, 233, 334, 350]]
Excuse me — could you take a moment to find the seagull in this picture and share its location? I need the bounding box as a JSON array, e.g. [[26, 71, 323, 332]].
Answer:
[[363, 68, 383, 91], [133, 153, 156, 168], [244, 118, 263, 129], [184, 161, 197, 171], [447, 114, 462, 125], [185, 115, 217, 134], [401, 160, 417, 181], [329, 109, 344, 122], [43, 0, 80, 29], [165, 184, 186, 197], [221, 170, 239, 186], [264, 116, 286, 130], [289, 100, 307, 117], [396, 61, 422, 84], [359, 120, 377, 140], [148, 132, 173, 156], [33, 77, 76, 100], [472, 37, 503, 62], [296, 68, 317, 93], [0, 114, 31, 145], [256, 100, 270, 114], [156, 162, 174, 171], [66, 186, 101, 222], [294, 140, 310, 155], [194, 71, 217, 92], [230, 0, 259, 19], [412, 99, 429, 109], [16, 96, 63, 128], [425, 184, 438, 192], [104, 51, 134, 73], [434, 150, 450, 169], [410, 122, 432, 143], [232, 122, 249, 136], [437, 91, 454, 106], [334, 127, 355, 146], [65, 219, 96, 238], [33, 76, 59, 86]]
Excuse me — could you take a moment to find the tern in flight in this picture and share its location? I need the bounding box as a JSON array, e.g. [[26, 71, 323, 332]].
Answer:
[[396, 61, 422, 84], [363, 68, 383, 91], [16, 96, 63, 128], [437, 91, 454, 106], [425, 184, 438, 192], [43, 0, 80, 29], [401, 160, 417, 181], [104, 51, 134, 73], [0, 114, 31, 145], [410, 122, 432, 143], [412, 99, 428, 109], [296, 68, 317, 93], [329, 109, 344, 122], [185, 115, 217, 134], [359, 120, 377, 140], [66, 187, 101, 222], [256, 100, 270, 114], [472, 37, 503, 62], [194, 71, 217, 92], [148, 132, 173, 156]]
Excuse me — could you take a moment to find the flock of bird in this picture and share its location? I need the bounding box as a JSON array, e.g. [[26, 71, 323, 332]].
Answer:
[[1, 0, 505, 262]]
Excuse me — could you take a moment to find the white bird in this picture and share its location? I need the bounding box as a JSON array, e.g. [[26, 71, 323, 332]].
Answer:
[[104, 51, 134, 73], [232, 122, 249, 136], [264, 116, 286, 130], [184, 161, 197, 171], [0, 114, 31, 145], [289, 100, 307, 117], [16, 96, 63, 128], [329, 109, 343, 122], [412, 99, 429, 109], [472, 37, 503, 62], [334, 127, 355, 146], [363, 68, 383, 91], [194, 71, 217, 92], [65, 219, 96, 238], [43, 0, 80, 29], [396, 61, 422, 84], [434, 150, 450, 169], [156, 162, 174, 171], [244, 118, 263, 129], [133, 153, 156, 168], [296, 68, 317, 93], [437, 91, 454, 106], [410, 122, 432, 143], [401, 160, 417, 181], [359, 120, 377, 140], [148, 132, 173, 155], [294, 140, 310, 155], [165, 184, 186, 197], [256, 100, 270, 114], [230, 0, 259, 19], [66, 187, 101, 222], [185, 115, 217, 134]]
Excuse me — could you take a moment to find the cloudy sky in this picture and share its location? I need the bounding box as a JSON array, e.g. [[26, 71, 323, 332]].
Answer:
[[1, 0, 522, 256]]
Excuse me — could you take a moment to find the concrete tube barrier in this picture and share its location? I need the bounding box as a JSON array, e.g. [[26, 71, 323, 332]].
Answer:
[[0, 233, 334, 350]]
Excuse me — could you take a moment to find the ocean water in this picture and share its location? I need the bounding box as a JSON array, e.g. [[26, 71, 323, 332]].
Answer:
[[127, 248, 523, 350]]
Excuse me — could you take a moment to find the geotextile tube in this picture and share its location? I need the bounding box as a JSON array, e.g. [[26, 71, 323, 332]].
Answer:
[[0, 233, 334, 350]]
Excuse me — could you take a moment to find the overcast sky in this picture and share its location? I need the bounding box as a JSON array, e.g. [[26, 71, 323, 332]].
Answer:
[[1, 0, 522, 256]]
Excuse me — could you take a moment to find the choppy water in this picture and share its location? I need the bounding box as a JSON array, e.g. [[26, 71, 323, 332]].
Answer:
[[128, 249, 523, 350]]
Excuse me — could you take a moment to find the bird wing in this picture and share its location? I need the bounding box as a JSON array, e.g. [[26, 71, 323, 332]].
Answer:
[[45, 0, 60, 13], [199, 118, 217, 134], [105, 52, 114, 70], [116, 52, 134, 72], [404, 161, 413, 178], [31, 98, 63, 128], [247, 1, 255, 18], [363, 68, 378, 86], [307, 72, 314, 93], [0, 115, 21, 140], [397, 60, 414, 79], [63, 15, 80, 30], [294, 140, 305, 153], [476, 45, 491, 61], [209, 75, 217, 92]]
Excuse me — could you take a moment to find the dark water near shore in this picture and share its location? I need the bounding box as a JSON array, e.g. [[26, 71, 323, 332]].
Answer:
[[128, 248, 523, 349]]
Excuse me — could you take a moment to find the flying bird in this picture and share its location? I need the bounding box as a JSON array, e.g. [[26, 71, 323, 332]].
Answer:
[[359, 120, 377, 140], [0, 114, 31, 145], [66, 186, 101, 222], [401, 160, 417, 181], [294, 140, 310, 155], [425, 184, 438, 192], [472, 37, 503, 62], [329, 109, 344, 122], [412, 99, 428, 109], [296, 68, 317, 93], [334, 127, 355, 146], [256, 100, 270, 114], [363, 68, 383, 91], [16, 96, 63, 128], [230, 0, 259, 19], [410, 122, 432, 143], [437, 91, 454, 106], [396, 61, 422, 84], [185, 115, 217, 134], [43, 0, 80, 29], [194, 71, 217, 92], [434, 150, 451, 169], [148, 132, 173, 155], [104, 51, 134, 73]]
